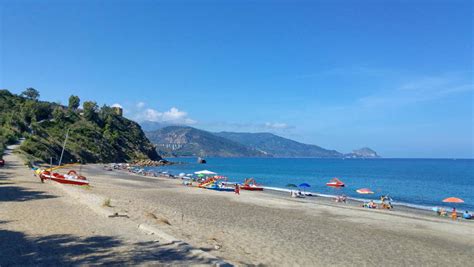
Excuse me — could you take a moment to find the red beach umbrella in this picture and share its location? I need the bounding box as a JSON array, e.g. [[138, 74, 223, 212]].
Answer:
[[442, 197, 464, 203], [356, 188, 374, 194]]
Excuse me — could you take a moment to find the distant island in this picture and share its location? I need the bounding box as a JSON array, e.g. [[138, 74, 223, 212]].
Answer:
[[344, 147, 380, 158], [145, 124, 380, 159]]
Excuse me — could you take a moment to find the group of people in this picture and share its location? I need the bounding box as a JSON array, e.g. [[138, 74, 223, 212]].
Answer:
[[436, 207, 472, 220], [290, 190, 305, 198], [335, 195, 347, 203], [361, 195, 393, 210], [362, 200, 377, 209]]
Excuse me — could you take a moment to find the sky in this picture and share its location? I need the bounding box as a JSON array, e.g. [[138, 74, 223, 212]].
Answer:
[[1, 0, 473, 158]]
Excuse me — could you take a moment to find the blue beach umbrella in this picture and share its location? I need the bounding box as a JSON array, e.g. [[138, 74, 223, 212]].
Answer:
[[299, 183, 311, 194]]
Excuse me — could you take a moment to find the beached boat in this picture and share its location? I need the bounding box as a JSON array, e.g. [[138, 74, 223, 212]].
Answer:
[[206, 183, 234, 192], [326, 178, 345, 187], [40, 170, 89, 186], [240, 178, 264, 191]]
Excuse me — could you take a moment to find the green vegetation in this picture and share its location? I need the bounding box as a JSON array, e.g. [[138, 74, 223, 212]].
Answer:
[[0, 89, 161, 163]]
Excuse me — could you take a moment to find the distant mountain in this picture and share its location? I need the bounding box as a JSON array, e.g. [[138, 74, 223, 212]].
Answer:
[[140, 121, 176, 132], [344, 147, 380, 158], [146, 126, 380, 158], [146, 126, 267, 157], [215, 132, 342, 158]]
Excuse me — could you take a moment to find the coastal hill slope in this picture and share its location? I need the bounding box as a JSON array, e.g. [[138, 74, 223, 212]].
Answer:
[[146, 125, 380, 158], [0, 89, 161, 163], [145, 126, 358, 158], [146, 126, 266, 157], [215, 131, 343, 158]]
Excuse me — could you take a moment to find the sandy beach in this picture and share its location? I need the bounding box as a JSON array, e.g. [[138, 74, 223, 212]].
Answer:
[[1, 147, 473, 266], [0, 146, 226, 266]]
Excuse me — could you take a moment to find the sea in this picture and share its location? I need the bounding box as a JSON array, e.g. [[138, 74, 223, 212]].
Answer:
[[146, 157, 474, 211]]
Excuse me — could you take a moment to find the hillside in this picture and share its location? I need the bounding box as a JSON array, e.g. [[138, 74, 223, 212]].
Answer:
[[215, 132, 343, 158], [145, 125, 346, 158], [0, 89, 161, 164], [146, 126, 267, 157]]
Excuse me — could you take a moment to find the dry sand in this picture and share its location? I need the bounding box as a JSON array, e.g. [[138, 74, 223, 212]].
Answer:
[[1, 147, 473, 266], [0, 146, 226, 266], [75, 164, 473, 266]]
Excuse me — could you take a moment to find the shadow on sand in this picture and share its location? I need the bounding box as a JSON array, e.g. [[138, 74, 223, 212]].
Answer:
[[0, 227, 221, 266], [0, 185, 56, 202]]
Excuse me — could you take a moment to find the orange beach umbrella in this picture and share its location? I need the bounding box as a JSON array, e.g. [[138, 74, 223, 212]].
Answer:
[[356, 188, 374, 194], [442, 197, 464, 203]]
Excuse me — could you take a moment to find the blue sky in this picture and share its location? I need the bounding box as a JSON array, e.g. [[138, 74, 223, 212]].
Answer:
[[1, 0, 473, 158]]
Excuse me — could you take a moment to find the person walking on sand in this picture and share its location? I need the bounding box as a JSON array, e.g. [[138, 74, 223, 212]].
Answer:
[[235, 183, 240, 195], [451, 207, 457, 220]]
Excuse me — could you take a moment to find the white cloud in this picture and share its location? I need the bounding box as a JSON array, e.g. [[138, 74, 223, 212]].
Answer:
[[264, 122, 290, 129], [136, 102, 146, 109], [135, 107, 196, 125], [111, 103, 123, 108]]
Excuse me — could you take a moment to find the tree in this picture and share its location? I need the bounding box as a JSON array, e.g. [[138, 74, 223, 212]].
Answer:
[[68, 95, 80, 110], [52, 106, 65, 121], [82, 101, 98, 121], [21, 88, 40, 100]]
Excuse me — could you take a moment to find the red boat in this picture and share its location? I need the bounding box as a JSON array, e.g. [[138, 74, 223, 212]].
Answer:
[[0, 159, 5, 167], [40, 170, 89, 186], [240, 178, 264, 191], [326, 178, 345, 187]]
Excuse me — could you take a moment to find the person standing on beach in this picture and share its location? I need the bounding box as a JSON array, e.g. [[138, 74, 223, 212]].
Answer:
[[235, 184, 240, 195], [451, 208, 457, 220]]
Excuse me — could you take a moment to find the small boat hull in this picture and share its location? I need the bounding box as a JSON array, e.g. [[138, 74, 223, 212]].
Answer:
[[49, 177, 89, 186], [326, 182, 344, 187], [240, 185, 264, 191], [40, 171, 89, 186], [206, 185, 234, 192]]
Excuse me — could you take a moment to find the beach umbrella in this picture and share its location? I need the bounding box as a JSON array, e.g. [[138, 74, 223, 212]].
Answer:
[[299, 183, 311, 195], [197, 173, 205, 178], [194, 170, 217, 175], [442, 197, 464, 203], [356, 188, 374, 194]]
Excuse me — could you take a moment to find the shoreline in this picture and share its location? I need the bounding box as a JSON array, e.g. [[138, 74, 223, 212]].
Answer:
[[135, 165, 471, 217], [126, 170, 472, 223], [143, 157, 474, 212], [4, 151, 473, 265]]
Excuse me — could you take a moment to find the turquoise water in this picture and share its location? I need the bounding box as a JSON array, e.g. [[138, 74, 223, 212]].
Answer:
[[147, 158, 474, 211]]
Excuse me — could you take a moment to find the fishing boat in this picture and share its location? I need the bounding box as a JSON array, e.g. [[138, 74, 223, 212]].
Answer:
[[40, 170, 89, 186], [326, 178, 345, 187], [240, 178, 264, 191]]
